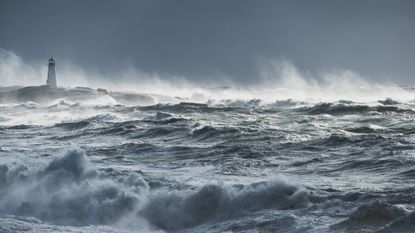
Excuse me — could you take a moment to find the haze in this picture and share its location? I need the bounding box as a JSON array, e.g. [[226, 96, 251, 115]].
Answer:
[[0, 0, 414, 86]]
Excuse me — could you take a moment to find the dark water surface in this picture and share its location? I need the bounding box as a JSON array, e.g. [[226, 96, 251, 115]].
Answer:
[[1, 98, 415, 232]]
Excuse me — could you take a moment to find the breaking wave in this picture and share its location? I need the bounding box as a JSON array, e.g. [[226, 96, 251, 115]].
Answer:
[[0, 150, 308, 231], [0, 150, 148, 227], [142, 180, 308, 230]]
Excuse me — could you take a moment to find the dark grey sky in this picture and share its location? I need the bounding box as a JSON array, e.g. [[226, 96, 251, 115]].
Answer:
[[1, 0, 414, 85]]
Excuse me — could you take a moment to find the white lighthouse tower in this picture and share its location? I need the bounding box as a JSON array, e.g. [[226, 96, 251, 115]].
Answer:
[[47, 57, 57, 87]]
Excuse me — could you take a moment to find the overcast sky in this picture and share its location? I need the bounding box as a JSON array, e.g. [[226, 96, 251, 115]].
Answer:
[[1, 0, 414, 85]]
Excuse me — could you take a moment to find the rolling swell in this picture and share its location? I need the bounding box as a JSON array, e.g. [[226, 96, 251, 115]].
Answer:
[[138, 102, 242, 114], [191, 125, 240, 142], [377, 211, 415, 233], [331, 200, 409, 232], [300, 103, 370, 115], [300, 102, 414, 115], [54, 120, 91, 130]]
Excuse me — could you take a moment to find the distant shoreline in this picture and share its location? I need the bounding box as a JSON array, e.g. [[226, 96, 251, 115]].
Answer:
[[0, 85, 175, 105]]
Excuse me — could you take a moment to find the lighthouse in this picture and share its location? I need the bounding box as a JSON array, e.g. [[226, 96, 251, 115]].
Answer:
[[46, 57, 57, 87]]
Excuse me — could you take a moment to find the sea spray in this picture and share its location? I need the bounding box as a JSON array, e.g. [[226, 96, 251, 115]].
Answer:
[[0, 149, 310, 231]]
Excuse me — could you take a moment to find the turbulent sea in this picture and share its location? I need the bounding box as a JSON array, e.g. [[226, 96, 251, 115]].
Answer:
[[1, 90, 415, 233]]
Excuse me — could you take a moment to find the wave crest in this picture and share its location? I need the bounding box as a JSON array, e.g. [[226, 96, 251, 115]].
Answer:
[[0, 150, 148, 226], [0, 150, 308, 231], [141, 180, 308, 230]]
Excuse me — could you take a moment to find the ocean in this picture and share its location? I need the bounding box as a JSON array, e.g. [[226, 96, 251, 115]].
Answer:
[[0, 88, 415, 233]]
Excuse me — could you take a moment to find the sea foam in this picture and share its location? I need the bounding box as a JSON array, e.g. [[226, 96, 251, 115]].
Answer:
[[0, 150, 307, 231]]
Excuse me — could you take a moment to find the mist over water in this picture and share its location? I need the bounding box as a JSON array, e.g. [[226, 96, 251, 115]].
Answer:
[[1, 48, 413, 104], [1, 47, 415, 232]]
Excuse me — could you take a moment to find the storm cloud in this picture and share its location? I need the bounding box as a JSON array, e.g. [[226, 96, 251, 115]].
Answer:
[[0, 0, 414, 85]]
